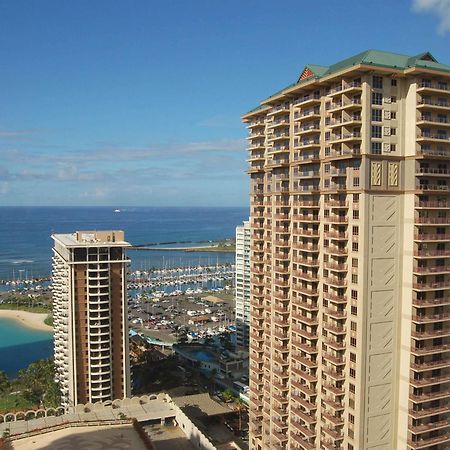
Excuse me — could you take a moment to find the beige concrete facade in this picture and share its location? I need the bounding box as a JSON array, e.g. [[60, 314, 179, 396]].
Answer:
[[242, 51, 450, 450], [52, 230, 131, 407]]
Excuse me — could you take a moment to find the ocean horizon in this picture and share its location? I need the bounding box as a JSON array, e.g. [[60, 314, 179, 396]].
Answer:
[[0, 206, 248, 280]]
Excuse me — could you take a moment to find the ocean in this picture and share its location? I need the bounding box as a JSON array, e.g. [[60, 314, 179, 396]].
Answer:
[[0, 318, 53, 377], [0, 206, 249, 280], [0, 206, 248, 375]]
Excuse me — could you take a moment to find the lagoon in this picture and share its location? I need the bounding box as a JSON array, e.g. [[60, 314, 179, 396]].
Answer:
[[0, 318, 53, 377]]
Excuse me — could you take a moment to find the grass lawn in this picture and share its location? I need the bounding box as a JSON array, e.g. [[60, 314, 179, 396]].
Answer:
[[0, 393, 36, 414], [0, 304, 51, 314]]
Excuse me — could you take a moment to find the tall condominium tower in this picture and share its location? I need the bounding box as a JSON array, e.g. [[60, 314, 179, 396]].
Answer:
[[242, 50, 450, 450], [236, 220, 251, 349], [52, 230, 131, 407]]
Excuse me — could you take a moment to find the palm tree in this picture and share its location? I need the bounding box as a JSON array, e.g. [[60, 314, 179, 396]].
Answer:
[[222, 388, 234, 403], [234, 397, 246, 431]]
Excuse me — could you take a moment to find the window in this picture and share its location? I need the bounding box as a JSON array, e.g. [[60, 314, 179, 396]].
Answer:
[[391, 144, 397, 152], [391, 79, 397, 87], [372, 109, 382, 122], [350, 368, 356, 378], [371, 142, 381, 154], [353, 177, 360, 187], [353, 194, 359, 203], [372, 125, 382, 138], [350, 337, 357, 347], [351, 322, 357, 332], [391, 96, 397, 103], [352, 274, 358, 284], [352, 226, 359, 236], [372, 92, 383, 105], [373, 76, 383, 89], [352, 242, 358, 252], [353, 210, 359, 219], [391, 128, 396, 136], [351, 306, 357, 316], [391, 111, 397, 119], [351, 289, 358, 299], [349, 413, 355, 424], [349, 383, 355, 393]]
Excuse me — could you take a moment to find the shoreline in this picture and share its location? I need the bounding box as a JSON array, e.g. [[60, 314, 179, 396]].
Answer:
[[0, 309, 53, 332]]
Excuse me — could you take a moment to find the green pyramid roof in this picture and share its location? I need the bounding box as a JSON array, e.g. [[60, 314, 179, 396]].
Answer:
[[244, 50, 450, 116]]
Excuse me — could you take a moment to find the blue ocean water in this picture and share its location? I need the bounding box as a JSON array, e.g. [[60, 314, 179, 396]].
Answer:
[[0, 318, 53, 377], [0, 206, 249, 280], [0, 206, 248, 375]]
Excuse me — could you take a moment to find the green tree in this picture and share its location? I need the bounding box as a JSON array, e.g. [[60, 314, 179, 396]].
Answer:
[[222, 388, 234, 403], [0, 371, 9, 396], [16, 358, 60, 408]]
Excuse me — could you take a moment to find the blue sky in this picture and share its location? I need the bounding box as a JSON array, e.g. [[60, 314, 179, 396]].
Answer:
[[0, 0, 449, 206]]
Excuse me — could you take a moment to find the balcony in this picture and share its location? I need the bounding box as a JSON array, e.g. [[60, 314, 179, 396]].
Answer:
[[411, 327, 450, 338], [417, 132, 450, 143], [410, 388, 450, 402], [326, 148, 361, 159], [411, 357, 450, 371], [411, 343, 450, 355], [410, 373, 450, 387], [414, 249, 450, 257], [324, 215, 348, 223], [295, 123, 321, 135], [408, 433, 450, 450], [413, 297, 450, 308], [413, 265, 450, 275], [325, 245, 348, 255], [409, 403, 450, 419], [323, 292, 348, 304], [323, 322, 346, 334], [416, 201, 450, 209], [291, 394, 317, 411], [409, 418, 450, 435], [323, 352, 345, 366], [291, 421, 316, 439], [290, 433, 316, 449], [321, 410, 345, 426], [415, 217, 450, 225], [323, 276, 347, 287], [417, 82, 450, 93], [416, 167, 450, 176], [328, 132, 361, 144], [416, 148, 450, 158], [294, 94, 321, 106], [292, 284, 319, 296], [412, 312, 450, 323], [326, 99, 361, 112], [292, 340, 318, 354], [292, 214, 320, 222], [296, 138, 320, 149], [414, 233, 450, 241], [413, 281, 450, 290]]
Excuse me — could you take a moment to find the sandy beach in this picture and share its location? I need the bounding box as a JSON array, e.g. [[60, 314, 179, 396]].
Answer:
[[0, 309, 52, 332]]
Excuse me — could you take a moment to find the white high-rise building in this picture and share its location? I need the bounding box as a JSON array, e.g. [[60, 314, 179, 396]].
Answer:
[[235, 220, 251, 349], [52, 230, 131, 407]]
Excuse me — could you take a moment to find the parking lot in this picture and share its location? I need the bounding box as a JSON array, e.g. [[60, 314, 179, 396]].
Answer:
[[128, 291, 235, 343]]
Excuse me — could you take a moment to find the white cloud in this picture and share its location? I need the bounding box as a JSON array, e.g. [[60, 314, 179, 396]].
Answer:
[[413, 0, 450, 34]]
